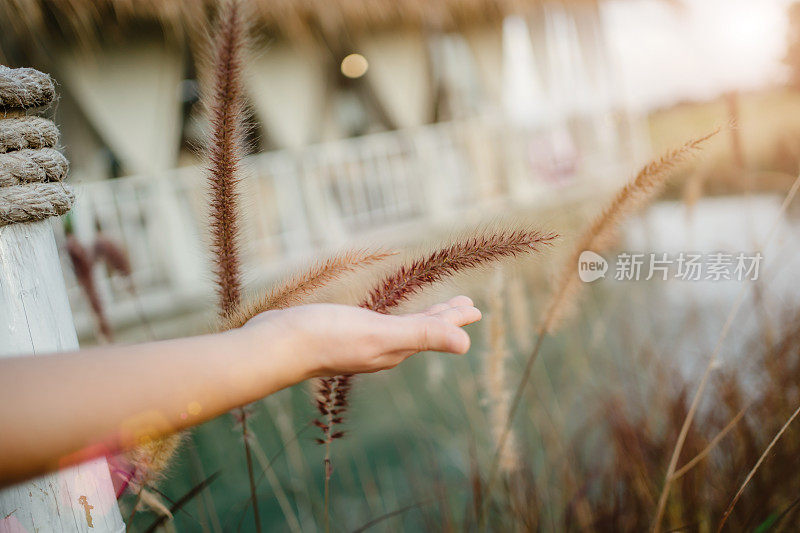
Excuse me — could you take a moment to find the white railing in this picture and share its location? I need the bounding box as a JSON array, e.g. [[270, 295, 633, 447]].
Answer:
[[55, 113, 647, 338]]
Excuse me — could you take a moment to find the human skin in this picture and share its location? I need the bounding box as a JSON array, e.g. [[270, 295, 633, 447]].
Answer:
[[0, 296, 481, 487]]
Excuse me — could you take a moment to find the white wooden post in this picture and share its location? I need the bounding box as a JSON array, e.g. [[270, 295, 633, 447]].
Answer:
[[0, 220, 125, 532]]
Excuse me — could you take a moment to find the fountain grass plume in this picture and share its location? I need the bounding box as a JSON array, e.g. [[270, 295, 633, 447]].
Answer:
[[118, 0, 252, 513], [203, 0, 248, 318], [65, 234, 113, 342], [315, 225, 560, 442], [93, 232, 132, 277], [364, 227, 558, 314], [222, 248, 396, 330], [123, 433, 185, 494], [485, 267, 520, 474], [480, 128, 721, 525], [200, 2, 263, 530], [542, 127, 720, 334]]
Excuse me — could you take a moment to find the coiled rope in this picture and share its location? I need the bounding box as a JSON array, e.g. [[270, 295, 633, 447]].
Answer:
[[0, 65, 74, 226], [0, 65, 56, 109]]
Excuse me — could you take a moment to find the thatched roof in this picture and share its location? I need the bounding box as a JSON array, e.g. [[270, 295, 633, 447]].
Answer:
[[0, 0, 599, 51]]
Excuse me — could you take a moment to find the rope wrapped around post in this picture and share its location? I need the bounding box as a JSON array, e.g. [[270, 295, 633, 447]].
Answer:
[[0, 65, 56, 108], [0, 65, 126, 532], [0, 65, 74, 226]]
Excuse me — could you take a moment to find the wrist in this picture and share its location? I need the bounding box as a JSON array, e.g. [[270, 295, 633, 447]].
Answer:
[[227, 320, 320, 383]]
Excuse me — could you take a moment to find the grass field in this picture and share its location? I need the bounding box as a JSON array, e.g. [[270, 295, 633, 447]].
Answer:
[[118, 87, 800, 531]]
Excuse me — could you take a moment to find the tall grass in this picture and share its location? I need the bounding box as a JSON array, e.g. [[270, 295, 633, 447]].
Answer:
[[200, 0, 262, 529], [651, 171, 800, 532], [481, 129, 722, 517], [113, 9, 800, 527], [130, 162, 800, 531]]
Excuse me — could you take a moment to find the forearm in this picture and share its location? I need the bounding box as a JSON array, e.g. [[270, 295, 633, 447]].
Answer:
[[0, 299, 480, 488], [0, 328, 307, 486]]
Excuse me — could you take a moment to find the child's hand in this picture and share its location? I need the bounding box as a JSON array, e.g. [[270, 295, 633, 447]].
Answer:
[[240, 296, 481, 377]]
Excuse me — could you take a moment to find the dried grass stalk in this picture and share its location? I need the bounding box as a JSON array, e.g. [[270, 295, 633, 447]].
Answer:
[[481, 130, 721, 520], [136, 489, 174, 522], [652, 170, 800, 533], [541, 128, 720, 333], [485, 267, 520, 474], [506, 271, 533, 352]]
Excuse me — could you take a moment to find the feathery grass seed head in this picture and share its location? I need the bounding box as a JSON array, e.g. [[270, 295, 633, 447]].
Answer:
[[222, 248, 395, 331], [317, 226, 559, 441], [541, 128, 721, 333], [203, 0, 249, 318]]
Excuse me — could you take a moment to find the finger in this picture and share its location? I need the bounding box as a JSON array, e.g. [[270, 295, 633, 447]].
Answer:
[[425, 295, 474, 315], [431, 305, 482, 327], [447, 295, 474, 308], [442, 295, 475, 311], [420, 302, 452, 316], [405, 296, 474, 319], [374, 310, 473, 355], [413, 317, 471, 354]]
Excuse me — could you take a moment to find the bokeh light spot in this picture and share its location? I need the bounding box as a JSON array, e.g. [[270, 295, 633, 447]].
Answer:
[[341, 53, 368, 78]]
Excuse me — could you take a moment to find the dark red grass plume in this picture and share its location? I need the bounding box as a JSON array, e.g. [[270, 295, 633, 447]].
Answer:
[[93, 233, 132, 277], [315, 377, 349, 445], [363, 228, 558, 313], [204, 0, 248, 318], [66, 235, 113, 342], [314, 227, 559, 441]]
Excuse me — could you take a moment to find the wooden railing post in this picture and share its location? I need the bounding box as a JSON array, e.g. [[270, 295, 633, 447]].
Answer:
[[0, 221, 126, 532]]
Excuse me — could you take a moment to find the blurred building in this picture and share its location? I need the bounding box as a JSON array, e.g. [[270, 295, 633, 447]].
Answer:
[[0, 0, 648, 339]]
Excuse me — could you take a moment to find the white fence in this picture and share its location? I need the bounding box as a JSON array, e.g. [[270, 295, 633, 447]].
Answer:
[[55, 113, 648, 338]]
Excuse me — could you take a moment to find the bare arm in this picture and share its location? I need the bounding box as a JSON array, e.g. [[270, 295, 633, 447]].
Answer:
[[0, 296, 480, 487]]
